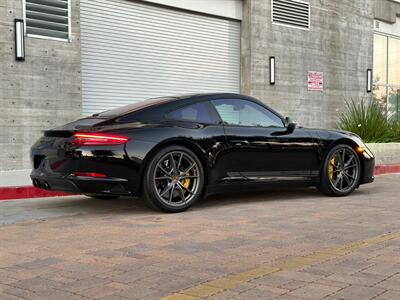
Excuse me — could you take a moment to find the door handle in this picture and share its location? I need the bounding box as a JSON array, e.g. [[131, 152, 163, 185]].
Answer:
[[231, 140, 249, 146]]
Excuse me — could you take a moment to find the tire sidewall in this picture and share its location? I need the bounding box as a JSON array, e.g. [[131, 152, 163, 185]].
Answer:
[[143, 145, 205, 212], [321, 144, 361, 196]]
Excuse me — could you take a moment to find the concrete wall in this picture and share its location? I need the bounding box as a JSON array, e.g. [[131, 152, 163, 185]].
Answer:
[[374, 0, 400, 24], [367, 143, 400, 165], [0, 0, 82, 172], [241, 0, 374, 129]]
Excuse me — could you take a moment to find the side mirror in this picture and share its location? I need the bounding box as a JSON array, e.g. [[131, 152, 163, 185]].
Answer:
[[286, 122, 296, 134], [284, 117, 296, 133], [284, 117, 293, 125], [272, 118, 296, 136]]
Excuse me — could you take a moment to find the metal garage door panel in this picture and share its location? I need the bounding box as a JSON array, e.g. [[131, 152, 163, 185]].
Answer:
[[80, 0, 241, 115]]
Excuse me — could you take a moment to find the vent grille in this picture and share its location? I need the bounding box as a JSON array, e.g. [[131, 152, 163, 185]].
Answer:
[[25, 0, 69, 40], [272, 0, 310, 30]]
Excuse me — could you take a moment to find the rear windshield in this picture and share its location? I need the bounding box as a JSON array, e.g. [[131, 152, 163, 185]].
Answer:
[[93, 96, 176, 117]]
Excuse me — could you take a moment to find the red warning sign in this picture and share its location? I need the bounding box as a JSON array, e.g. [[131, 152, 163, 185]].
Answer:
[[308, 71, 323, 91]]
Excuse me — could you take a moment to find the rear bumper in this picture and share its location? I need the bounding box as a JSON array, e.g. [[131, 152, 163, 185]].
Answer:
[[30, 170, 132, 196], [30, 135, 143, 196]]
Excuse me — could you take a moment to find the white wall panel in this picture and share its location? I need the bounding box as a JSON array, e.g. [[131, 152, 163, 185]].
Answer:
[[80, 0, 241, 115], [141, 0, 243, 20]]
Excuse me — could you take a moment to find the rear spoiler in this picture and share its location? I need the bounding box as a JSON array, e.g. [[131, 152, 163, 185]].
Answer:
[[44, 130, 74, 138]]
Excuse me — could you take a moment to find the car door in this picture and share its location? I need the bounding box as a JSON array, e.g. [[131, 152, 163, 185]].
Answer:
[[211, 98, 319, 183]]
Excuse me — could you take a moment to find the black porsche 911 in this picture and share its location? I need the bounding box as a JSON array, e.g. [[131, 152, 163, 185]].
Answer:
[[31, 93, 374, 212]]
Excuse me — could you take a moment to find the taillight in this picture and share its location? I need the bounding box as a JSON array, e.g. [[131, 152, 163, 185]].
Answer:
[[72, 132, 129, 146], [74, 172, 108, 178]]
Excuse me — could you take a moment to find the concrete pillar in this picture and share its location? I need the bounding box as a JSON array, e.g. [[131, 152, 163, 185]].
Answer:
[[0, 0, 82, 172]]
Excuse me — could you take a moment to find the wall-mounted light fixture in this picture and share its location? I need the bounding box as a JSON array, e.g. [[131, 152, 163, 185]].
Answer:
[[14, 19, 25, 61], [269, 56, 275, 85], [366, 68, 372, 93]]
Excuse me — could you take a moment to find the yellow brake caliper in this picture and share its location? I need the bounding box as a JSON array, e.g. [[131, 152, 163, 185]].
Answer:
[[328, 157, 335, 181], [183, 177, 190, 189]]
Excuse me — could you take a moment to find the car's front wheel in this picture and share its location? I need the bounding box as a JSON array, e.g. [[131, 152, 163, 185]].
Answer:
[[142, 145, 204, 212], [319, 144, 361, 196]]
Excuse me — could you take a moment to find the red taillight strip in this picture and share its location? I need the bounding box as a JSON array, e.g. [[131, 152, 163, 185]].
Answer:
[[73, 172, 108, 178], [72, 132, 129, 146]]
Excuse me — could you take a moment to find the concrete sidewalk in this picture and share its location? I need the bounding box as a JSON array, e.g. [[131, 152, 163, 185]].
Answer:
[[0, 175, 399, 299]]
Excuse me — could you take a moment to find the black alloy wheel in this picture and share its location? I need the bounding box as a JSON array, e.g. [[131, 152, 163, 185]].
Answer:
[[142, 145, 204, 212], [319, 144, 361, 196]]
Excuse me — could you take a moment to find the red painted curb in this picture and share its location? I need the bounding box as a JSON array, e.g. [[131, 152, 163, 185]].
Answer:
[[0, 164, 399, 201], [0, 186, 74, 201], [373, 164, 400, 176]]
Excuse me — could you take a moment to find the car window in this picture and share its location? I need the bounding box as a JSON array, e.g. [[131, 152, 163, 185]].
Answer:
[[211, 99, 284, 128], [166, 102, 217, 124], [94, 96, 176, 117]]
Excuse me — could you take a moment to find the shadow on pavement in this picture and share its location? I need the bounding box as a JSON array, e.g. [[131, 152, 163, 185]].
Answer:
[[0, 185, 375, 225]]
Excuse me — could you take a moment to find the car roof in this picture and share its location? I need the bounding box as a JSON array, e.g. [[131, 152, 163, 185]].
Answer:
[[163, 93, 250, 103], [94, 93, 251, 118], [94, 93, 286, 124]]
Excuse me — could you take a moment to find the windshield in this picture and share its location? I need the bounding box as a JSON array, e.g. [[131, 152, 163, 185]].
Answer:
[[93, 96, 177, 117]]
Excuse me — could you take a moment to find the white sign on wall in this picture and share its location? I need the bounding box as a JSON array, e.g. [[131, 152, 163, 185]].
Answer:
[[308, 71, 323, 91]]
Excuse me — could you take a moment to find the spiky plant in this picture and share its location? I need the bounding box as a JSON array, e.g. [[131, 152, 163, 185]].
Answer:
[[336, 98, 397, 143], [389, 121, 400, 142]]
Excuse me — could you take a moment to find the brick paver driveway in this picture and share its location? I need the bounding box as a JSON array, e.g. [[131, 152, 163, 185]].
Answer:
[[0, 174, 399, 300]]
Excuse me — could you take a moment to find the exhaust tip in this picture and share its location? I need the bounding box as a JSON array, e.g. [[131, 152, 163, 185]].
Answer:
[[42, 181, 50, 190], [32, 179, 39, 188]]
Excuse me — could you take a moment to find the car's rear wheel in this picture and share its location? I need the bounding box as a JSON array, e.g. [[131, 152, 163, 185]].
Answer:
[[319, 144, 361, 196], [142, 145, 204, 212]]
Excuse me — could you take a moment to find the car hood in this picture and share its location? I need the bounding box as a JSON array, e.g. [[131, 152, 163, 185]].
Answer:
[[304, 127, 366, 146], [317, 128, 361, 138]]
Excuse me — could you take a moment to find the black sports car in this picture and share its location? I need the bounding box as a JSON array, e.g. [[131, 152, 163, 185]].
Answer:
[[31, 93, 375, 212]]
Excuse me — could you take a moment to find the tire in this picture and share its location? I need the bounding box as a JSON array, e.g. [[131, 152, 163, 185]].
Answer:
[[142, 145, 205, 212], [84, 194, 120, 200], [318, 144, 361, 197]]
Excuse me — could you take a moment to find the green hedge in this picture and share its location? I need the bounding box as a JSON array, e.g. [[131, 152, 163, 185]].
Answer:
[[337, 99, 400, 143]]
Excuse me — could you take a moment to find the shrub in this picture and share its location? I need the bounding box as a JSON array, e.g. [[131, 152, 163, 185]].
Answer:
[[390, 122, 400, 142], [336, 98, 400, 143]]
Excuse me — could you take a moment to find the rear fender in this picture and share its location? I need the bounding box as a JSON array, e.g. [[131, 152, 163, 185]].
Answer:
[[133, 138, 209, 197]]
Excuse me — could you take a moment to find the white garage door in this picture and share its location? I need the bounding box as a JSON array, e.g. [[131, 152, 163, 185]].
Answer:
[[80, 0, 241, 116]]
